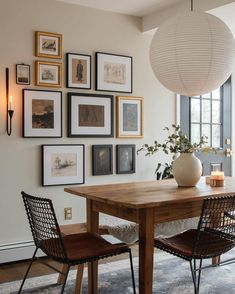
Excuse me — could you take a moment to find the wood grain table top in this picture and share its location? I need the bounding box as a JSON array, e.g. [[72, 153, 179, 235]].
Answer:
[[65, 177, 235, 209]]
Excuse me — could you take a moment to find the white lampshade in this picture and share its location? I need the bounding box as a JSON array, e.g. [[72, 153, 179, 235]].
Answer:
[[150, 11, 235, 96]]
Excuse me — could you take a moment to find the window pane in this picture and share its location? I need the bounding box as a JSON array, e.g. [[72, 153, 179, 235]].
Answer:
[[212, 100, 220, 123], [212, 88, 220, 99], [191, 99, 200, 123], [191, 124, 200, 144], [202, 124, 211, 146], [202, 100, 211, 123], [202, 93, 210, 99], [212, 125, 221, 148]]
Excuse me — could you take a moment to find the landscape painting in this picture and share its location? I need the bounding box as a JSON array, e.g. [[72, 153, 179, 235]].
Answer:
[[23, 89, 62, 138], [104, 62, 126, 85], [51, 153, 77, 177], [78, 104, 104, 127], [36, 61, 62, 88], [123, 103, 138, 132], [32, 99, 54, 129]]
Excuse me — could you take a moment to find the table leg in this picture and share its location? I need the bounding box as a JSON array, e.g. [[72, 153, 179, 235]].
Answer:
[[87, 199, 99, 294], [139, 208, 155, 294]]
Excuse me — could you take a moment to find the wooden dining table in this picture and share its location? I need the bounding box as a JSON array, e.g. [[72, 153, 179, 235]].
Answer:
[[65, 176, 235, 294]]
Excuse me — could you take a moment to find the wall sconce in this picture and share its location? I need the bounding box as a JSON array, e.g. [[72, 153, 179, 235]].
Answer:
[[6, 68, 14, 136]]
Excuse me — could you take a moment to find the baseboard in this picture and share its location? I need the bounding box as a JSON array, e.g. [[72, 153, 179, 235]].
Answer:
[[0, 241, 44, 264]]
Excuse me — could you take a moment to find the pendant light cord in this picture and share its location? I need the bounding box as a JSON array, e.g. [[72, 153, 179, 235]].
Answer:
[[191, 0, 193, 11]]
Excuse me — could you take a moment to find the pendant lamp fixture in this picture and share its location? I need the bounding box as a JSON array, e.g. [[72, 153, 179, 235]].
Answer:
[[150, 0, 235, 96]]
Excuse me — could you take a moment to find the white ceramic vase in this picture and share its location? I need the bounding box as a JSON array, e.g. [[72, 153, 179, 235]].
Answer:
[[172, 152, 202, 187]]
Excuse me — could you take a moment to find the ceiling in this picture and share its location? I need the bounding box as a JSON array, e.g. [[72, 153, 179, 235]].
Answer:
[[54, 0, 184, 17]]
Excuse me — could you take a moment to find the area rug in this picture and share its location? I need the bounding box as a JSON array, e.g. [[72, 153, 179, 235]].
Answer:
[[1, 250, 235, 294]]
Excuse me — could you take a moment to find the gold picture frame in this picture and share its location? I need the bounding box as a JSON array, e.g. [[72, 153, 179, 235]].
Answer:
[[116, 96, 144, 138], [35, 61, 62, 88], [35, 31, 62, 59]]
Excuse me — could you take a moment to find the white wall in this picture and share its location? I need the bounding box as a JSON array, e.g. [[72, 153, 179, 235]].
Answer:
[[0, 0, 175, 260]]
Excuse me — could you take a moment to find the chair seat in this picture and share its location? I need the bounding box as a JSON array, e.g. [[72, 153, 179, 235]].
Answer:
[[154, 229, 235, 260]]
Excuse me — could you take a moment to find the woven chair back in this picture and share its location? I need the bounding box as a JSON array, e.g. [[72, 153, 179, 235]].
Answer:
[[22, 191, 67, 261]]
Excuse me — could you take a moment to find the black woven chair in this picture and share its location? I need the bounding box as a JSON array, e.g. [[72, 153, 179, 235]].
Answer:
[[19, 191, 136, 293], [154, 195, 235, 294]]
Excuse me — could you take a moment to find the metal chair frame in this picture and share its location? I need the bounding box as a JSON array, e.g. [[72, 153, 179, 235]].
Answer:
[[155, 195, 235, 294], [19, 191, 136, 293]]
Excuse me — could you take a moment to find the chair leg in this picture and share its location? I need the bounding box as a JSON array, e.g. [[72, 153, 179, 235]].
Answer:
[[75, 264, 84, 294], [18, 247, 38, 294], [129, 251, 136, 294], [61, 265, 70, 294], [190, 259, 203, 294]]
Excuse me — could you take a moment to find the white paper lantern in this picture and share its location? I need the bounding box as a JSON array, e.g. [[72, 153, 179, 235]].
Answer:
[[150, 11, 235, 96]]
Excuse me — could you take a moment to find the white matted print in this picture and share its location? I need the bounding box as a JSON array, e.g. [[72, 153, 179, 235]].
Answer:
[[67, 53, 91, 89], [42, 144, 85, 186], [96, 52, 132, 93], [68, 93, 114, 137], [35, 61, 62, 88], [36, 31, 62, 59], [23, 89, 62, 138], [116, 96, 143, 138]]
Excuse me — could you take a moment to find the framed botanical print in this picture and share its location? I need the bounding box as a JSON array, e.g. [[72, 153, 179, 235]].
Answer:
[[35, 31, 62, 59], [116, 144, 136, 174], [68, 93, 114, 137], [92, 145, 113, 176], [116, 96, 143, 138], [42, 144, 85, 186], [35, 61, 62, 88], [23, 89, 62, 138], [16, 64, 30, 85], [96, 52, 132, 93], [66, 53, 91, 89]]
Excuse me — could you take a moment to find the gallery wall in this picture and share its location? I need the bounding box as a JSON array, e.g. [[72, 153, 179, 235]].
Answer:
[[0, 0, 176, 261]]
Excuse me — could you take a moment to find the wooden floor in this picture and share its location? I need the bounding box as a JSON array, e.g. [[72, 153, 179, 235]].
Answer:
[[0, 245, 139, 284]]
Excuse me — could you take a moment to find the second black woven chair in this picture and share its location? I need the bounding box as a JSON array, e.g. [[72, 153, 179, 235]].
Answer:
[[19, 191, 136, 293], [154, 195, 235, 294]]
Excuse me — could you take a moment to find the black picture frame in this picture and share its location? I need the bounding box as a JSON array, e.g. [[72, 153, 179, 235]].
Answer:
[[95, 52, 133, 93], [116, 144, 136, 174], [92, 145, 113, 176], [16, 64, 30, 85], [68, 92, 114, 137], [66, 53, 91, 89], [42, 144, 85, 186], [23, 89, 62, 138]]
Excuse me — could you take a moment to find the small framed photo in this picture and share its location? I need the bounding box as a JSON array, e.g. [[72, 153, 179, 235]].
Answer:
[[96, 52, 132, 93], [35, 31, 62, 59], [23, 89, 62, 138], [42, 144, 85, 186], [68, 93, 114, 137], [116, 96, 143, 138], [92, 145, 113, 176], [116, 144, 136, 174], [66, 53, 91, 89], [16, 64, 30, 85], [35, 61, 62, 88]]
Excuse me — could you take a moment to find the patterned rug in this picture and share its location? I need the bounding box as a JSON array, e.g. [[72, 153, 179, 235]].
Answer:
[[1, 249, 235, 294]]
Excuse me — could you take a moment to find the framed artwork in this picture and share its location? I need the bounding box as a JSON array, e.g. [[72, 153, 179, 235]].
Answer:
[[116, 96, 143, 138], [35, 31, 62, 59], [96, 52, 132, 93], [92, 145, 113, 175], [116, 144, 136, 174], [35, 61, 62, 88], [16, 64, 30, 85], [23, 89, 62, 138], [68, 93, 114, 137], [66, 53, 91, 89], [42, 144, 85, 186]]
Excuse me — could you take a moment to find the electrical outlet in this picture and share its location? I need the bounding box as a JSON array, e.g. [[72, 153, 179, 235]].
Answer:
[[64, 207, 72, 220]]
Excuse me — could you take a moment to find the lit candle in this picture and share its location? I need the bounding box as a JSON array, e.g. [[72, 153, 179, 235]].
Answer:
[[9, 95, 13, 110], [211, 170, 224, 180]]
